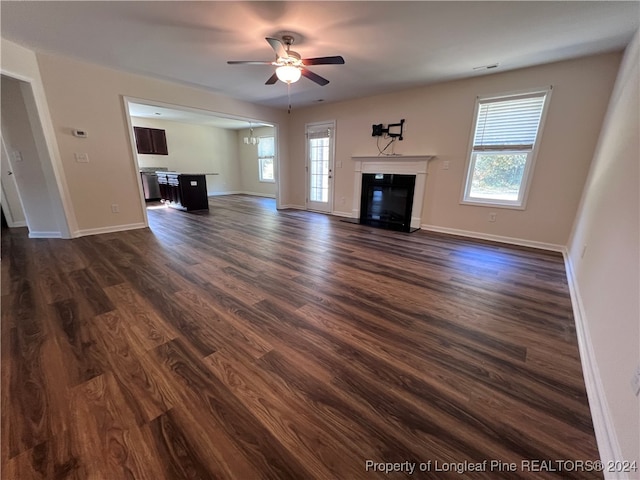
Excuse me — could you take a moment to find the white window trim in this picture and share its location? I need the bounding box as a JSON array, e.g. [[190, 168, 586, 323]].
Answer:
[[258, 135, 275, 183], [460, 86, 552, 210]]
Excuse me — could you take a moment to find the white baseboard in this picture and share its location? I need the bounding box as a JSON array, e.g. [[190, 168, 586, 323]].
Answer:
[[208, 190, 243, 196], [28, 231, 62, 239], [278, 204, 306, 210], [7, 220, 27, 228], [209, 191, 275, 199], [331, 210, 354, 218], [420, 224, 564, 252], [73, 222, 147, 238], [563, 252, 625, 479], [240, 191, 276, 199]]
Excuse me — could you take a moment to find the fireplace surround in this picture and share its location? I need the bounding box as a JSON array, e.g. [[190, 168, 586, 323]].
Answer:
[[351, 155, 435, 231]]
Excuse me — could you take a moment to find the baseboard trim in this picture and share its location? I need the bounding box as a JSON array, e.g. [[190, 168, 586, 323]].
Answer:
[[8, 220, 27, 228], [331, 211, 354, 218], [28, 231, 62, 239], [74, 222, 147, 238], [209, 190, 243, 196], [420, 224, 564, 252], [240, 191, 276, 199], [563, 251, 625, 479], [278, 204, 306, 211], [209, 191, 275, 199]]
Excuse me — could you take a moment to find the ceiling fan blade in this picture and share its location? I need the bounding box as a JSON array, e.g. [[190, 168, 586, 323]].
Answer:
[[227, 60, 273, 65], [302, 56, 345, 66], [301, 68, 330, 86], [265, 73, 278, 85], [265, 37, 288, 59]]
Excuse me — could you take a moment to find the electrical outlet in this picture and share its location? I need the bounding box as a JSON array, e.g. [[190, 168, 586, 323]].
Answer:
[[488, 212, 497, 222], [12, 151, 23, 162], [74, 152, 89, 163], [111, 204, 119, 213], [442, 160, 450, 170], [631, 365, 640, 396]]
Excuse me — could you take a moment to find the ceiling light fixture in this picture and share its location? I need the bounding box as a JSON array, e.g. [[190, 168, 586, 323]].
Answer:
[[243, 122, 259, 145], [275, 65, 302, 84]]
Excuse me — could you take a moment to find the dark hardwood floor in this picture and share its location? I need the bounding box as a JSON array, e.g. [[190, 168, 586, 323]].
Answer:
[[2, 195, 602, 479]]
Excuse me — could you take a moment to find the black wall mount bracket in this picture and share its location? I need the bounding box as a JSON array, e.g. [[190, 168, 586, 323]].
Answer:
[[371, 119, 405, 140]]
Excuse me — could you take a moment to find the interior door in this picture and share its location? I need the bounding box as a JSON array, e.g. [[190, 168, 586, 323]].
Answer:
[[0, 135, 26, 227], [306, 121, 335, 213]]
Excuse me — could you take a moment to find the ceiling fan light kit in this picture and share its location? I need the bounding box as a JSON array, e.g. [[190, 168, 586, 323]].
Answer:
[[275, 65, 302, 84], [227, 35, 345, 87]]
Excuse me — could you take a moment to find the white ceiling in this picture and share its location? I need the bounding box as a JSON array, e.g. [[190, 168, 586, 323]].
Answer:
[[2, 1, 638, 111], [127, 102, 273, 130]]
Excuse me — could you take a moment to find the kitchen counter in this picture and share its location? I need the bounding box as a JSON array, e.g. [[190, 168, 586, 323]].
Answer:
[[156, 172, 215, 211]]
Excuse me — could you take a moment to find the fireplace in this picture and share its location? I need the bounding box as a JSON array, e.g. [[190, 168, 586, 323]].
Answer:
[[349, 155, 435, 232], [360, 173, 416, 232]]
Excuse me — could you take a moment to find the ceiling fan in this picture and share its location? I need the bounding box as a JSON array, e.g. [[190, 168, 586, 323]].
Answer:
[[227, 35, 345, 86]]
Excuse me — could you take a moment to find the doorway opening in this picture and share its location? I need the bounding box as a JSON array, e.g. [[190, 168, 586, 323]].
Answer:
[[123, 98, 279, 223]]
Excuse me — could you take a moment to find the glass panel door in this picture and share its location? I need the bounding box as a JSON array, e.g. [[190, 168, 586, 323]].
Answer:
[[306, 122, 334, 213]]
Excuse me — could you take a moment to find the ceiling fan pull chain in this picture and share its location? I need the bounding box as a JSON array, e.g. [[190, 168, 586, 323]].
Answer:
[[287, 83, 292, 114]]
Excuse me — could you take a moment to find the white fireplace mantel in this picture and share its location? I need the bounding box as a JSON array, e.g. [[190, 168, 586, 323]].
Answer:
[[351, 155, 436, 229]]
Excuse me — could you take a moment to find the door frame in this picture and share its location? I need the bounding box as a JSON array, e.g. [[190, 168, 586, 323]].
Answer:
[[0, 70, 75, 237], [305, 120, 336, 214]]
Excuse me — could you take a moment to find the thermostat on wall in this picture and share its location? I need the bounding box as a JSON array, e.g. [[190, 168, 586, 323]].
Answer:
[[72, 129, 88, 138]]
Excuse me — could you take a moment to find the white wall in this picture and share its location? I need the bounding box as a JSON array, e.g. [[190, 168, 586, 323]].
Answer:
[[131, 117, 239, 196], [31, 48, 288, 235], [567, 31, 639, 473], [286, 53, 621, 247], [237, 126, 276, 198]]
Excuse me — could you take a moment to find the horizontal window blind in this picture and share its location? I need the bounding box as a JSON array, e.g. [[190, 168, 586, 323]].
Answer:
[[473, 93, 546, 151], [306, 126, 332, 139], [258, 136, 274, 158]]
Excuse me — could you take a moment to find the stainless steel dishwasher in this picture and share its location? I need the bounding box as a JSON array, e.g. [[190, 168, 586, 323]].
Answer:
[[140, 167, 167, 201]]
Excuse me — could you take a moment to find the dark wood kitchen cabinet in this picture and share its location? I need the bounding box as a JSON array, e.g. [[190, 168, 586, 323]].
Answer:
[[134, 127, 168, 155], [157, 173, 209, 211]]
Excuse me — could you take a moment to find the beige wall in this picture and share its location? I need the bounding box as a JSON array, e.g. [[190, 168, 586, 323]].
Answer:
[[287, 52, 621, 247], [237, 126, 277, 198], [131, 117, 240, 195], [568, 32, 639, 468], [34, 50, 288, 234]]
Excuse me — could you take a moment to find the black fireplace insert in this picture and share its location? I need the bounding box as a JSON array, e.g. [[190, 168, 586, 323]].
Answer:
[[360, 173, 417, 232]]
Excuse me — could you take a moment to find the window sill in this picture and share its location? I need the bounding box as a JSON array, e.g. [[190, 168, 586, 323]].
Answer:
[[259, 180, 275, 184]]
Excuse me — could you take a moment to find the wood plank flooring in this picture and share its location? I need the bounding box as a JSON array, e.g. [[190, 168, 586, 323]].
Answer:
[[2, 195, 602, 479]]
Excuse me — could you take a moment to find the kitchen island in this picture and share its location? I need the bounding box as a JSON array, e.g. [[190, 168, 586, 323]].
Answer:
[[157, 172, 218, 211]]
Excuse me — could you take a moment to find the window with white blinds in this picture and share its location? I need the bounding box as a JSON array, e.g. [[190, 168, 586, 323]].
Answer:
[[258, 136, 275, 182], [463, 88, 550, 208], [473, 93, 546, 151]]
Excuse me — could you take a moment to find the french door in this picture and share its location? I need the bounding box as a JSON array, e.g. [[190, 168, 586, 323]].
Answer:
[[306, 121, 335, 213]]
